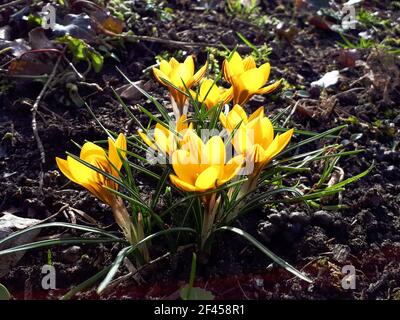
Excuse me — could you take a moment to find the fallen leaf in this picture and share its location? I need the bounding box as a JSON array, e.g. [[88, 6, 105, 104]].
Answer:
[[335, 49, 360, 68], [309, 16, 332, 31], [0, 212, 41, 277], [28, 27, 55, 50], [276, 22, 299, 42], [53, 14, 96, 42], [8, 51, 54, 76], [116, 80, 153, 102], [0, 38, 30, 57]]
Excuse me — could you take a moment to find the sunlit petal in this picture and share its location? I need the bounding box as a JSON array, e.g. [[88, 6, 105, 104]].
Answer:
[[195, 166, 220, 191], [204, 136, 225, 166], [170, 174, 196, 192], [218, 154, 244, 185]]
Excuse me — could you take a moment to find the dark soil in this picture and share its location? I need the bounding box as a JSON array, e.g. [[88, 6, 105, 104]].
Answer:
[[0, 0, 399, 300]]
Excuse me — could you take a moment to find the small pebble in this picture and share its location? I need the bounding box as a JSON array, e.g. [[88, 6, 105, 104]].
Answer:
[[313, 210, 333, 225], [289, 211, 311, 225], [268, 213, 283, 225], [258, 221, 278, 238]]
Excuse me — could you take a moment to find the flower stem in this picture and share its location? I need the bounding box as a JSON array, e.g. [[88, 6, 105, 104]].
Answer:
[[200, 193, 218, 251], [110, 196, 150, 262]]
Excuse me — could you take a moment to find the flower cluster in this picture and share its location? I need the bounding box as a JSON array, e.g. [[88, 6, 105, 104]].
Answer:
[[55, 51, 295, 263], [148, 52, 292, 195]]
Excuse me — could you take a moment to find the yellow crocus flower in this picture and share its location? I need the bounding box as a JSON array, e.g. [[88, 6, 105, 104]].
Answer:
[[223, 52, 282, 105], [169, 131, 244, 192], [190, 78, 233, 110], [56, 133, 127, 206], [137, 115, 191, 156], [220, 104, 293, 175], [153, 56, 208, 113]]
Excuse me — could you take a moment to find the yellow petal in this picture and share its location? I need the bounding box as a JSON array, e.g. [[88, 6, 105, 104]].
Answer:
[[115, 133, 127, 154], [247, 116, 274, 150], [221, 86, 233, 105], [159, 60, 172, 75], [227, 104, 248, 130], [67, 155, 96, 185], [154, 126, 170, 154], [153, 68, 170, 87], [256, 79, 282, 95], [80, 142, 105, 162], [190, 61, 208, 87], [170, 64, 191, 87], [233, 125, 251, 155], [108, 133, 126, 172], [243, 56, 256, 70], [264, 128, 294, 161], [218, 154, 244, 185], [258, 62, 271, 83], [248, 106, 264, 122], [226, 52, 244, 78], [220, 113, 228, 130], [237, 68, 266, 92], [182, 131, 204, 164], [176, 114, 189, 132], [169, 57, 180, 69], [138, 130, 155, 149], [199, 79, 219, 105], [169, 87, 187, 110], [155, 122, 171, 138], [171, 149, 198, 185], [170, 174, 196, 192], [233, 87, 251, 106], [86, 179, 112, 205], [183, 56, 195, 76], [194, 166, 220, 191], [204, 136, 225, 166], [56, 157, 76, 184], [247, 144, 268, 164]]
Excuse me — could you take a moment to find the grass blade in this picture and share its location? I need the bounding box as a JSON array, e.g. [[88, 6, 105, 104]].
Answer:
[[218, 226, 312, 283], [0, 222, 122, 247], [0, 238, 122, 256], [97, 227, 196, 293]]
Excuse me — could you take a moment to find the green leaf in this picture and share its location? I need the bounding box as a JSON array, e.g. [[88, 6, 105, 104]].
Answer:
[[325, 163, 374, 190], [57, 35, 104, 72], [61, 266, 112, 300], [281, 125, 347, 157], [218, 226, 312, 283], [151, 166, 171, 210], [97, 227, 197, 294], [0, 222, 122, 248], [0, 283, 11, 301], [90, 51, 104, 73], [0, 238, 122, 256]]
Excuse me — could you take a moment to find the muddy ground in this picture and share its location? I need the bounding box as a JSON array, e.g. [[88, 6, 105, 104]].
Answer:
[[0, 0, 399, 299]]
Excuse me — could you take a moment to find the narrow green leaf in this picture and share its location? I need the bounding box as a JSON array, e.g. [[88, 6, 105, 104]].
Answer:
[[0, 238, 122, 256], [218, 226, 312, 283], [97, 227, 197, 293], [0, 284, 11, 301], [0, 222, 122, 247]]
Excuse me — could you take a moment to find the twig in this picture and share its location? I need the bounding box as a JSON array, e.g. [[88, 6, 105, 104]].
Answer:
[[31, 52, 63, 195], [0, 0, 25, 10]]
